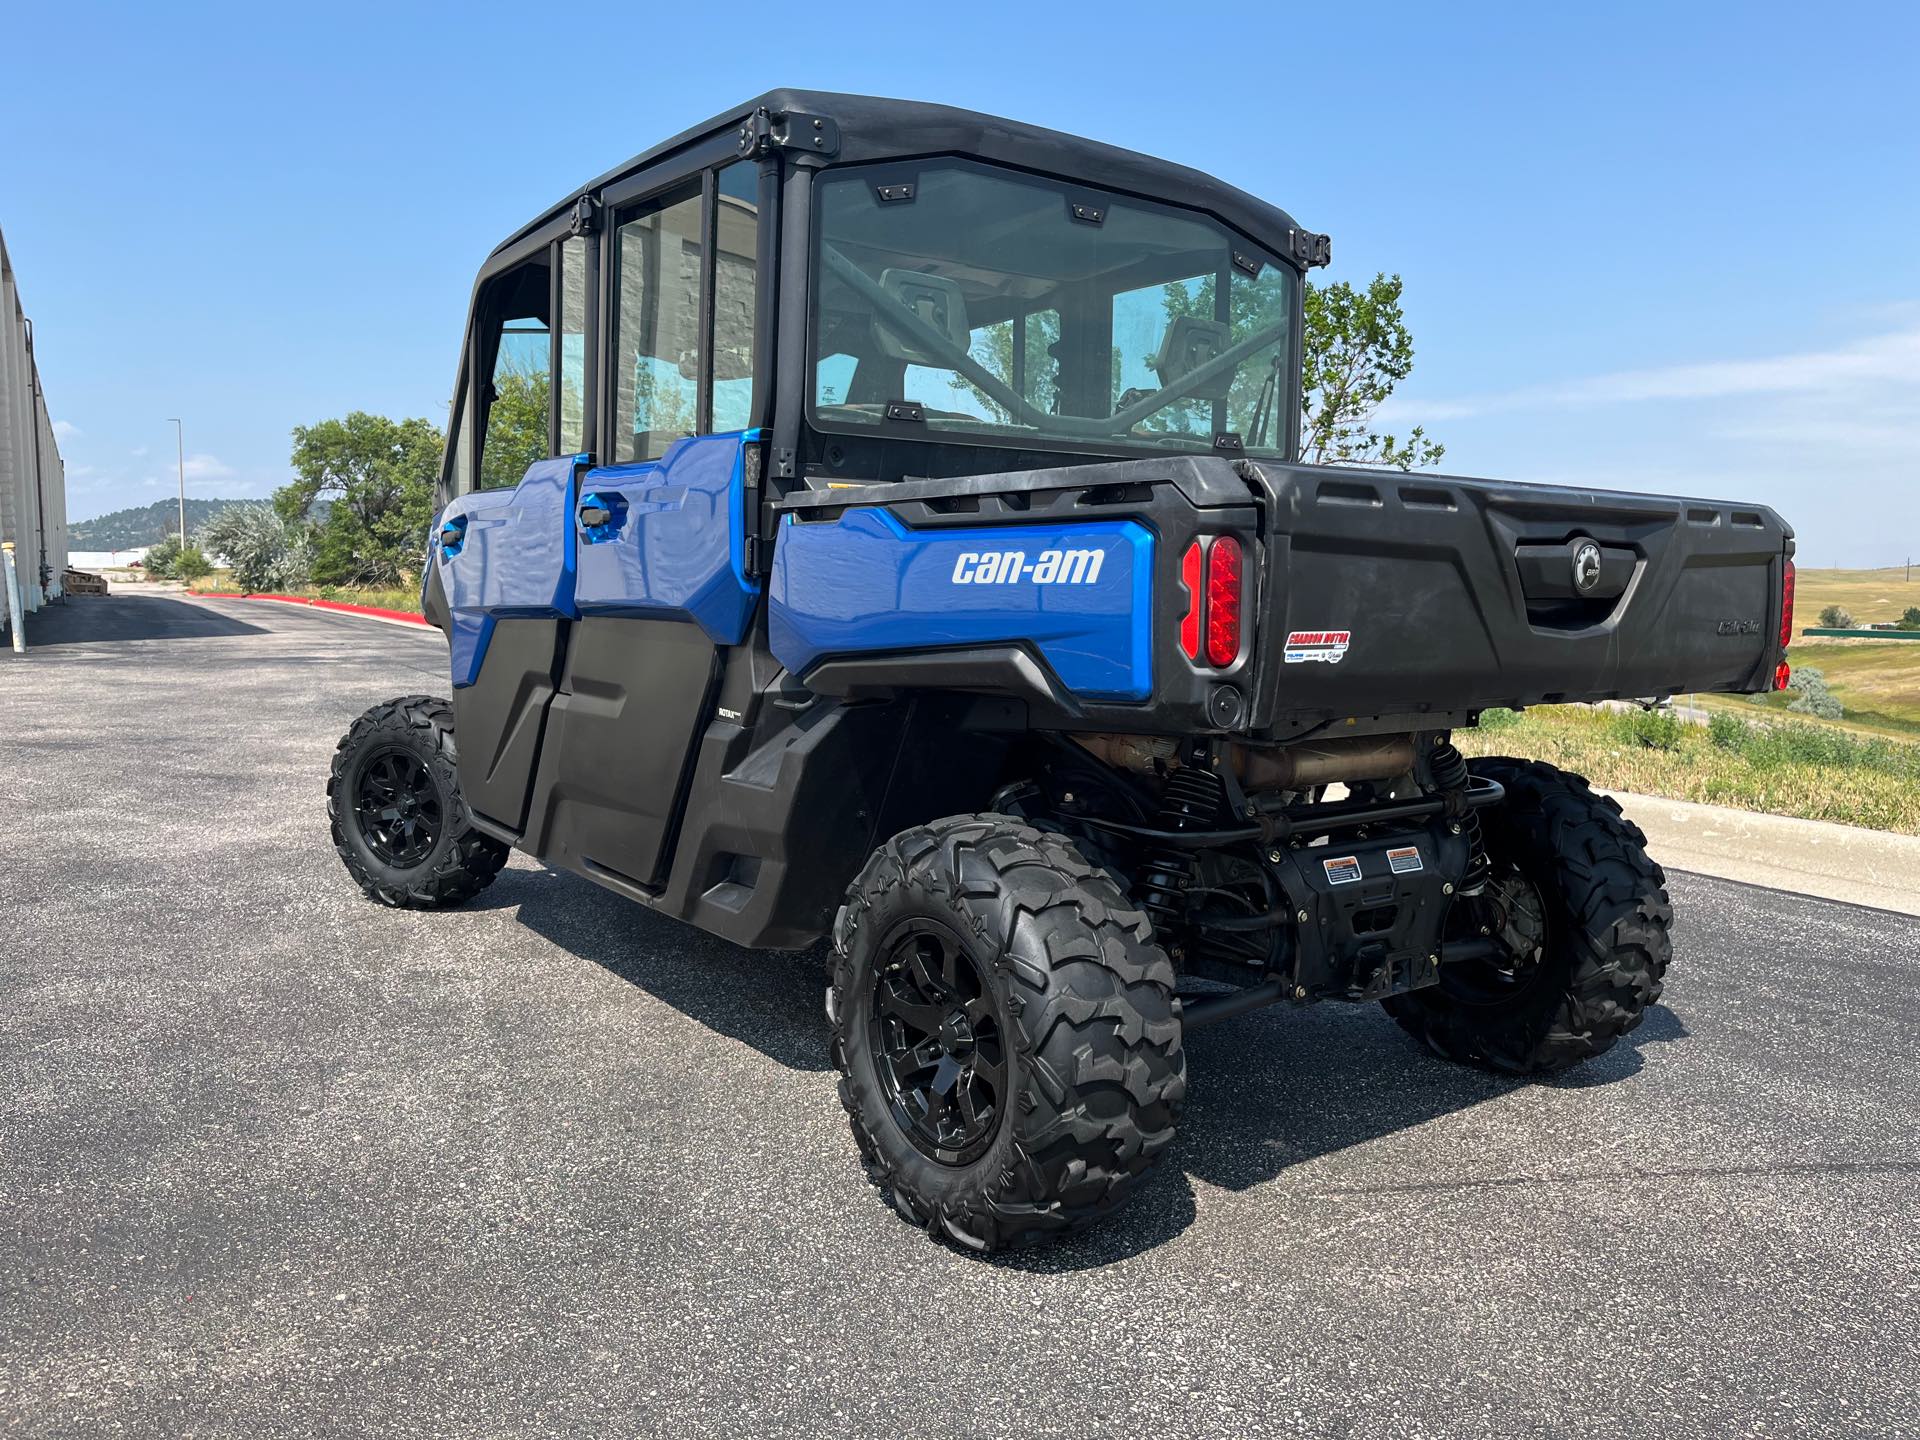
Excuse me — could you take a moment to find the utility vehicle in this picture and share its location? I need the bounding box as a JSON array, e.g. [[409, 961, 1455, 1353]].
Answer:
[[328, 91, 1795, 1251]]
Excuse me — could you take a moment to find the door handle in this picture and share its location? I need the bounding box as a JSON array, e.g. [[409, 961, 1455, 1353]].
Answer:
[[578, 491, 627, 543], [438, 515, 468, 560]]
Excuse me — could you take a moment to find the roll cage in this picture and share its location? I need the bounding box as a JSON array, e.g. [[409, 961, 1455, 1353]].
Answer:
[[438, 89, 1329, 526]]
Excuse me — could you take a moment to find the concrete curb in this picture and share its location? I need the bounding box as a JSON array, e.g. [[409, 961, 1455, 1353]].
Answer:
[[1603, 788, 1920, 918]]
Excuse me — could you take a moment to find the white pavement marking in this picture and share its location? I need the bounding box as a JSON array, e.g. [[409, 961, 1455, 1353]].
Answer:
[[1604, 788, 1920, 917]]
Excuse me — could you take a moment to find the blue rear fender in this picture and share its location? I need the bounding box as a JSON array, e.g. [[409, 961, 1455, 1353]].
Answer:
[[768, 508, 1154, 702]]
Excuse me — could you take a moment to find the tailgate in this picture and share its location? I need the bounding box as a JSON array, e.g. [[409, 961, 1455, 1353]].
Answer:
[[1245, 462, 1794, 727]]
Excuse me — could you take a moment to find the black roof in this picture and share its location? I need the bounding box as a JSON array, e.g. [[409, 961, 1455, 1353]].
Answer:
[[493, 88, 1312, 262]]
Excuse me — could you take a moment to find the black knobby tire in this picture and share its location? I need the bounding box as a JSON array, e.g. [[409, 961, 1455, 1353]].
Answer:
[[327, 695, 509, 908], [830, 814, 1186, 1251], [1383, 757, 1673, 1074]]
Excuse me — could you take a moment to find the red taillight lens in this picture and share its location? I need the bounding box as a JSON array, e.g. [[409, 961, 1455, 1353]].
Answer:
[[1204, 536, 1242, 667], [1179, 540, 1203, 660], [1779, 560, 1796, 652], [1773, 559, 1795, 691]]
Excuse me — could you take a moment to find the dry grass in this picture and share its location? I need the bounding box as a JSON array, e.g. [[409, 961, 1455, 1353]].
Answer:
[[1458, 704, 1920, 835]]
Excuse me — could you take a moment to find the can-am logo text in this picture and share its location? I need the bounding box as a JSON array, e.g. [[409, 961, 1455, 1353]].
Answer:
[[951, 548, 1107, 585]]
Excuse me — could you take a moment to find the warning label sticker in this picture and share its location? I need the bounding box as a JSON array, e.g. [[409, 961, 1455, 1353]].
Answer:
[[1284, 630, 1352, 664], [1386, 845, 1424, 875], [1322, 854, 1363, 885]]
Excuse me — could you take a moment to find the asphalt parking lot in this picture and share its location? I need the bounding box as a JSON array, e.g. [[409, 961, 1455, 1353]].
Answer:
[[3, 592, 1917, 1438]]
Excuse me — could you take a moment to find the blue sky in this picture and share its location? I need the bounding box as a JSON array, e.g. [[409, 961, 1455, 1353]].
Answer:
[[4, 0, 1915, 566]]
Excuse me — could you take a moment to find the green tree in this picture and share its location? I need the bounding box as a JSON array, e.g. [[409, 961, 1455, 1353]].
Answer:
[[172, 546, 212, 582], [1818, 604, 1854, 629], [276, 411, 444, 587], [1300, 273, 1444, 470], [1898, 606, 1920, 630]]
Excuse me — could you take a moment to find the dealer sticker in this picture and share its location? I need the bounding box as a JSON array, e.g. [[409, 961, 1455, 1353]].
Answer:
[[1386, 845, 1424, 875], [1284, 630, 1351, 664], [1322, 855, 1363, 885]]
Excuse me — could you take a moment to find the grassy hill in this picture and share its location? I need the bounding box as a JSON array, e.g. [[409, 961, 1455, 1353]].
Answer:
[[1795, 566, 1920, 629], [70, 497, 249, 550]]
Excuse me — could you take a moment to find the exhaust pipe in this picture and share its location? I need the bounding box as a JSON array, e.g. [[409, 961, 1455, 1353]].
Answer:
[[1074, 734, 1415, 790]]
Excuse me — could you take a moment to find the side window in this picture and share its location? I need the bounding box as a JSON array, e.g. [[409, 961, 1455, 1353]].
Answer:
[[474, 254, 554, 491], [557, 235, 589, 454], [710, 163, 760, 433], [613, 190, 703, 462]]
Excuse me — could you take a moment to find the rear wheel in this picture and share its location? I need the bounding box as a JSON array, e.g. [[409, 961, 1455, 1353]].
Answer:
[[1384, 758, 1672, 1074], [830, 815, 1186, 1251], [327, 695, 509, 908]]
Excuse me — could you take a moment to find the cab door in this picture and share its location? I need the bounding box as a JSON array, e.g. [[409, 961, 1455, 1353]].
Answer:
[[523, 161, 767, 893], [432, 231, 593, 834]]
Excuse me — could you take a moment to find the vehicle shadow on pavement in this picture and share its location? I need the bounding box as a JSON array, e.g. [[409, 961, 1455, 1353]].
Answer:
[[23, 593, 267, 645], [492, 862, 1691, 1268], [992, 1003, 1691, 1271], [498, 865, 832, 1074]]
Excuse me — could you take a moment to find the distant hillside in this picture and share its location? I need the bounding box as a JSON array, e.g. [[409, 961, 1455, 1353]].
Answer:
[[69, 497, 251, 549]]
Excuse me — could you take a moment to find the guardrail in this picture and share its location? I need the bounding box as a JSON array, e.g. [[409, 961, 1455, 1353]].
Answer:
[[1802, 628, 1920, 640]]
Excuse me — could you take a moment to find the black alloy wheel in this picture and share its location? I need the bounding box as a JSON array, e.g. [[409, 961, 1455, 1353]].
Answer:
[[353, 746, 444, 868], [869, 919, 1008, 1166]]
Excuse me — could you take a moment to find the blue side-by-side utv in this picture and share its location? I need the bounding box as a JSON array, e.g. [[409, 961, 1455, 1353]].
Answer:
[[328, 92, 1795, 1251]]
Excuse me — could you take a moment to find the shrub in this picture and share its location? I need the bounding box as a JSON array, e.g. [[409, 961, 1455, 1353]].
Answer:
[[199, 502, 310, 592], [1617, 707, 1685, 751], [1818, 604, 1854, 629], [1786, 666, 1844, 720], [172, 546, 212, 581], [142, 535, 184, 579], [1899, 606, 1920, 630], [1475, 707, 1523, 731], [1708, 712, 1749, 750]]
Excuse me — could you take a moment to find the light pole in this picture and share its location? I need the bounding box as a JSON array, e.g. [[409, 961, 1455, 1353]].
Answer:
[[167, 418, 186, 545]]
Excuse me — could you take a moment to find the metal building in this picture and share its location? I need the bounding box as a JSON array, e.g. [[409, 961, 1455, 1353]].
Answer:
[[1, 222, 68, 632]]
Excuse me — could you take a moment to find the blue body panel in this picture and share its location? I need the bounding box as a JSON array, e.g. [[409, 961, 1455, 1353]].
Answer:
[[573, 432, 761, 645], [433, 456, 580, 688], [769, 508, 1154, 702]]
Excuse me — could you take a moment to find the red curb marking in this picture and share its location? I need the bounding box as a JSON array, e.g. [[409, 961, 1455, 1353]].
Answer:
[[191, 590, 429, 626]]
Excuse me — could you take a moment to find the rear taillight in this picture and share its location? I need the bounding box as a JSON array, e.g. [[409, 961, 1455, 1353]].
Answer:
[[1179, 540, 1203, 661], [1774, 559, 1796, 690], [1204, 537, 1243, 666]]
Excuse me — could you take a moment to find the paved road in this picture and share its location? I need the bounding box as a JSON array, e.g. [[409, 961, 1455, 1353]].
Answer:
[[4, 593, 1916, 1439]]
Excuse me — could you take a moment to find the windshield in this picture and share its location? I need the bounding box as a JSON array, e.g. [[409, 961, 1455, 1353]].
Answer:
[[810, 159, 1298, 457]]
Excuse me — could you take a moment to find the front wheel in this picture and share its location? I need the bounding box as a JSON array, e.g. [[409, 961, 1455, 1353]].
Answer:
[[327, 695, 509, 908], [1384, 758, 1673, 1074], [830, 815, 1186, 1251]]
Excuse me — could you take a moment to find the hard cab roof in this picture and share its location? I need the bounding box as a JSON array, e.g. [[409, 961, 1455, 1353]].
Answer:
[[491, 88, 1318, 267]]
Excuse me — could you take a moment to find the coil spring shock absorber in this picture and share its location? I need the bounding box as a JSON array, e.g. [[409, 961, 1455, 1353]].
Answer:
[[1430, 740, 1490, 895], [1136, 766, 1228, 940]]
